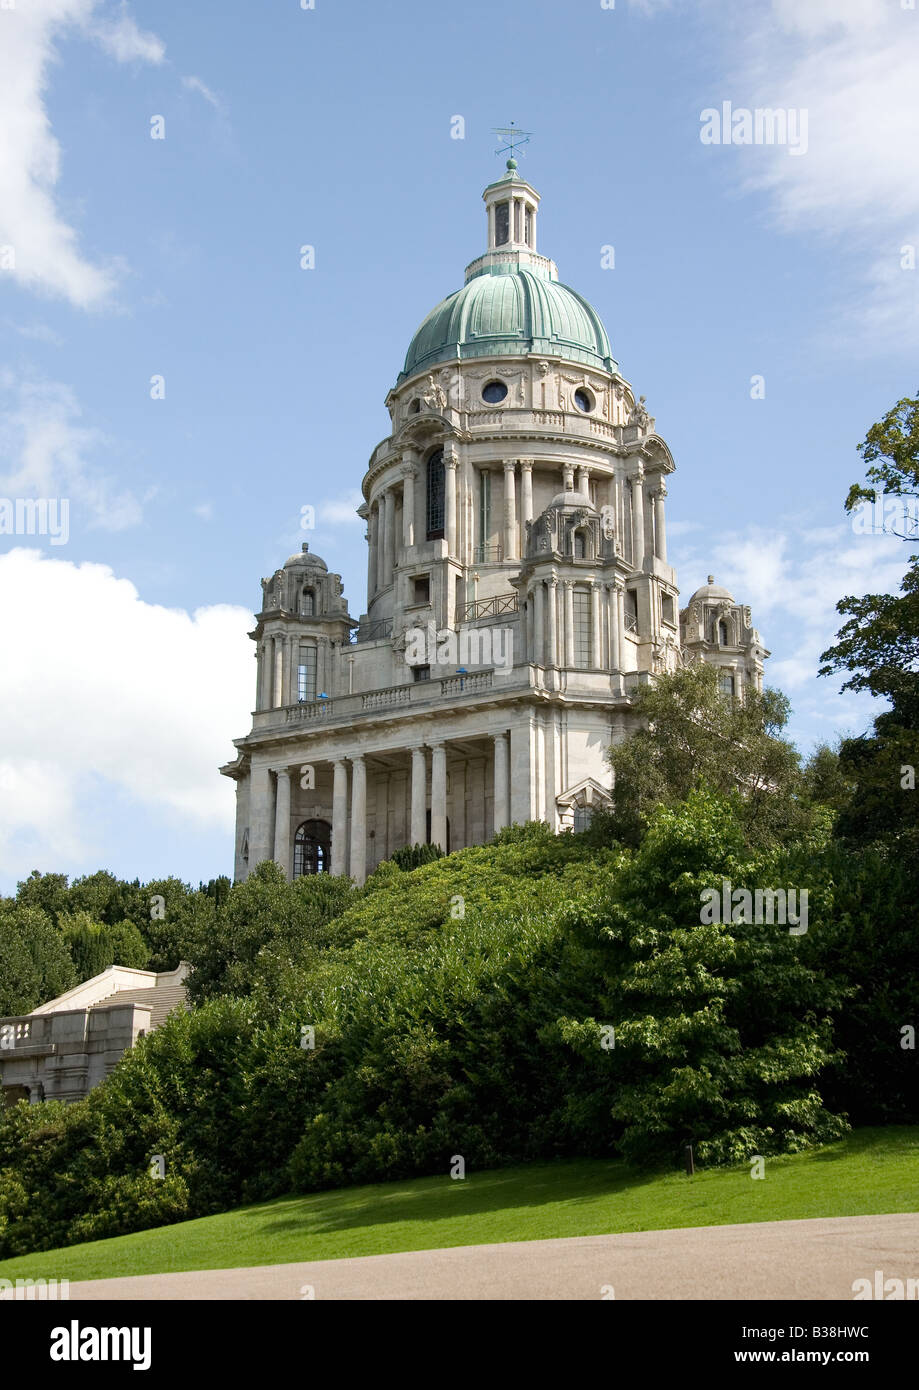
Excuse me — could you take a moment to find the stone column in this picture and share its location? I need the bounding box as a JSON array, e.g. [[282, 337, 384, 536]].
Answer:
[[510, 720, 535, 824], [280, 634, 291, 708], [402, 462, 417, 550], [653, 479, 668, 562], [367, 512, 377, 598], [630, 466, 645, 569], [607, 581, 621, 670], [329, 759, 348, 876], [410, 745, 427, 845], [273, 767, 291, 878], [273, 634, 284, 708], [534, 580, 545, 666], [258, 640, 270, 710], [546, 577, 558, 666], [444, 451, 458, 556], [617, 580, 626, 650], [288, 634, 299, 704], [381, 488, 394, 585], [493, 732, 509, 833], [564, 580, 575, 668], [520, 459, 533, 555], [349, 755, 367, 885], [577, 465, 590, 497], [563, 462, 574, 492], [590, 583, 601, 668], [430, 742, 447, 850], [248, 762, 273, 870], [503, 460, 517, 561], [525, 586, 535, 663]]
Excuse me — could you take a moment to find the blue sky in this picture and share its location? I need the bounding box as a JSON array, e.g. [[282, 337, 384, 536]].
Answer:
[[1, 0, 917, 892]]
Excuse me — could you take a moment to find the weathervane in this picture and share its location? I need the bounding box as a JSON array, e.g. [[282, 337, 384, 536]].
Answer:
[[493, 122, 532, 164]]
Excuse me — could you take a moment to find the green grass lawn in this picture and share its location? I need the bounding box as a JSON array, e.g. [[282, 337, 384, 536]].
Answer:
[[1, 1127, 917, 1285]]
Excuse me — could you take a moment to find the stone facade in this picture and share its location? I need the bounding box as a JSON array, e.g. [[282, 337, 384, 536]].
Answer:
[[221, 165, 768, 885], [0, 965, 189, 1105]]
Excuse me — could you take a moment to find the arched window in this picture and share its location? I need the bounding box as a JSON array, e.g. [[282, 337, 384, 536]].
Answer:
[[301, 588, 315, 616], [718, 619, 729, 646], [294, 819, 331, 877], [573, 530, 586, 559], [426, 449, 445, 540]]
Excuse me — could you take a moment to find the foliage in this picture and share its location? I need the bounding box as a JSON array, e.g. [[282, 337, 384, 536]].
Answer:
[[60, 914, 150, 980], [388, 842, 445, 870], [184, 861, 354, 1004], [0, 904, 77, 1014], [606, 663, 808, 848]]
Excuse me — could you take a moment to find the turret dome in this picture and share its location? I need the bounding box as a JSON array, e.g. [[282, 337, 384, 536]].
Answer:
[[398, 165, 618, 384]]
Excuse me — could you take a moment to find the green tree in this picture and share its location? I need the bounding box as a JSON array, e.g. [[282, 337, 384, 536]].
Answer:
[[0, 904, 76, 1012], [819, 392, 919, 851], [606, 663, 806, 848]]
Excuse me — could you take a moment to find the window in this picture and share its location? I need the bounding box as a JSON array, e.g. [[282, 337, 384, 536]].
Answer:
[[513, 200, 522, 242], [574, 388, 593, 413], [718, 619, 729, 646], [300, 588, 315, 616], [573, 588, 590, 667], [719, 673, 734, 697], [495, 201, 510, 245], [479, 469, 491, 547], [413, 665, 431, 682], [412, 574, 430, 605], [525, 206, 533, 246], [297, 644, 317, 702], [482, 380, 508, 404], [293, 819, 331, 877], [661, 593, 675, 625], [573, 530, 586, 559], [426, 448, 445, 539], [624, 588, 639, 632], [573, 806, 593, 833]]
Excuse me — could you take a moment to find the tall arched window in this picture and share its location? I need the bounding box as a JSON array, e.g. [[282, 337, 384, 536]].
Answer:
[[573, 530, 586, 559], [294, 819, 331, 876], [301, 588, 315, 616], [718, 619, 729, 646], [426, 449, 445, 540]]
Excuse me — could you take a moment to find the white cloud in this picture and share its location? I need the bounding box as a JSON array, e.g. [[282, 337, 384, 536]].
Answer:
[[182, 74, 223, 113], [89, 4, 164, 64], [0, 372, 142, 531], [0, 549, 253, 878], [319, 491, 364, 526], [695, 519, 906, 741], [0, 1, 164, 309], [632, 0, 919, 347]]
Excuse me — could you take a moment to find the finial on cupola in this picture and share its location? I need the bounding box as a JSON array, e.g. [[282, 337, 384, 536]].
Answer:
[[708, 575, 714, 584]]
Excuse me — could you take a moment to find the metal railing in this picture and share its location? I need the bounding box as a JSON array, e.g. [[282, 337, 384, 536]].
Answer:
[[624, 610, 639, 634], [354, 617, 393, 643], [472, 544, 503, 564], [459, 591, 519, 622]]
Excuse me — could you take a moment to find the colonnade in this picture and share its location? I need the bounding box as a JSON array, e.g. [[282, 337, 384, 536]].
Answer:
[[366, 453, 668, 590], [251, 733, 514, 886]]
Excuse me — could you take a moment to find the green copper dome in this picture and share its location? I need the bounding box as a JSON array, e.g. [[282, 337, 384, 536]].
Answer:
[[399, 263, 618, 383]]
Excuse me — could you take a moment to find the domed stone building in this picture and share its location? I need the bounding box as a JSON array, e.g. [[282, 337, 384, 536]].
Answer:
[[221, 163, 768, 883]]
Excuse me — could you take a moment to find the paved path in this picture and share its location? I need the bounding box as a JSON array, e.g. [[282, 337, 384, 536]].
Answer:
[[67, 1213, 919, 1300]]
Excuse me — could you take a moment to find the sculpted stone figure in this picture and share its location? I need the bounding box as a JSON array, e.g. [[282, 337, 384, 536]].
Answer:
[[423, 374, 447, 411]]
